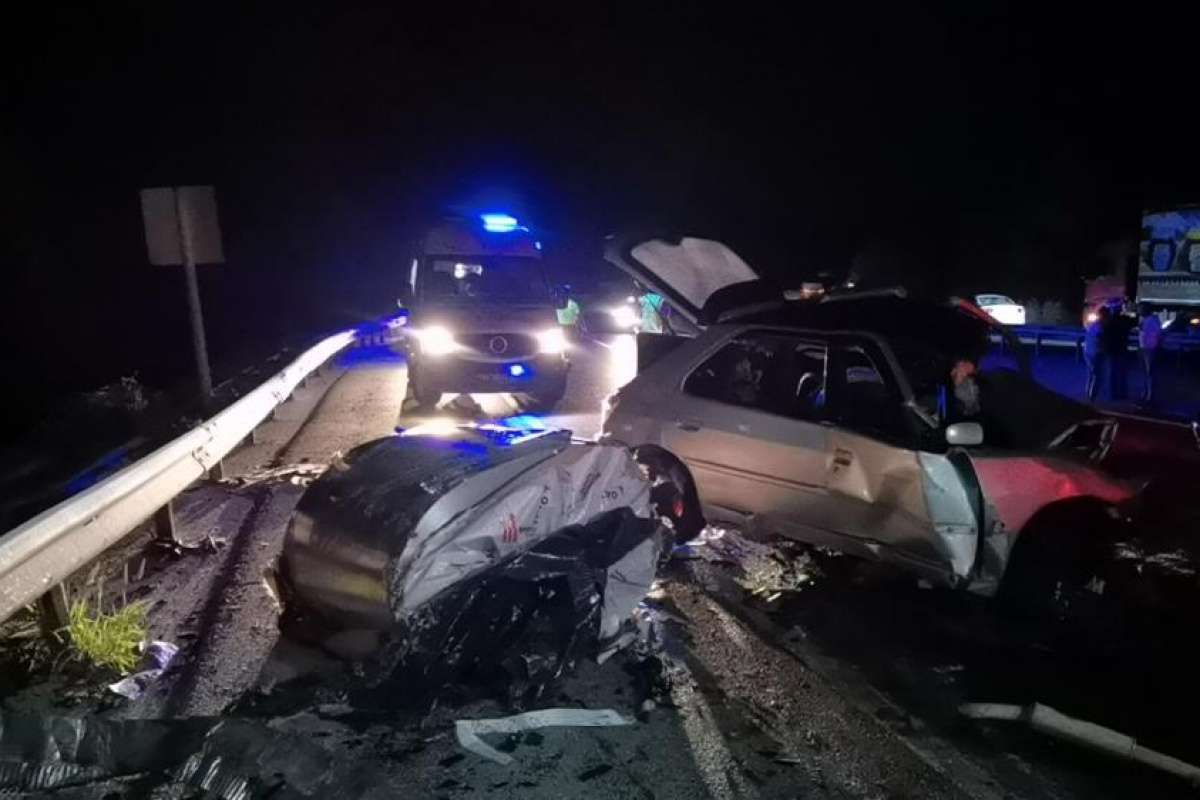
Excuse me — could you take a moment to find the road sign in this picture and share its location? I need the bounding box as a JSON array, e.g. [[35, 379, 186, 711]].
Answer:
[[139, 186, 224, 266], [139, 186, 225, 401]]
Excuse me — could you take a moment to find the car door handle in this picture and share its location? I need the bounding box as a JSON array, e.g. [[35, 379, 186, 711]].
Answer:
[[676, 419, 703, 432], [832, 448, 854, 468]]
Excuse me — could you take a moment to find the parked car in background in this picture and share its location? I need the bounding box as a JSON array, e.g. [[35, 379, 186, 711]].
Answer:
[[598, 234, 1198, 619], [975, 294, 1026, 325]]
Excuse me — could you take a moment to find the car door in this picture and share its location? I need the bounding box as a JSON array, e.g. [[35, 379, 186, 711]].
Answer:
[[820, 341, 961, 576], [662, 329, 835, 536]]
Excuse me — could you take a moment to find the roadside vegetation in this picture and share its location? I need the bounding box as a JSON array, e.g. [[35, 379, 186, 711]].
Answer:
[[66, 598, 147, 674]]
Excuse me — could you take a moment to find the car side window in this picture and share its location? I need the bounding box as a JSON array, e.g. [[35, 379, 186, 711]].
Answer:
[[889, 338, 949, 424], [827, 346, 909, 443], [683, 332, 828, 422]]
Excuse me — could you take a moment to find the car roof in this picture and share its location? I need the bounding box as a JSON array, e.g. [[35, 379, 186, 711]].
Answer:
[[721, 294, 995, 358]]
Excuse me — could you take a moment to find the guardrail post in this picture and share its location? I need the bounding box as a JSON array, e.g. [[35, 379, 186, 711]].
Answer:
[[154, 502, 177, 543], [1034, 333, 1041, 359], [37, 585, 70, 636], [1075, 336, 1083, 363], [271, 394, 293, 421], [209, 460, 225, 481]]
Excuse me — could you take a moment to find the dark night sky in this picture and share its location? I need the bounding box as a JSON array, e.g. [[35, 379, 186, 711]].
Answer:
[[4, 3, 1200, 421]]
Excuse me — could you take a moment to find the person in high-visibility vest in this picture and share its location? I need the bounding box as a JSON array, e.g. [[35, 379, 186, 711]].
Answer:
[[556, 293, 581, 327], [555, 285, 585, 340], [638, 290, 665, 334]]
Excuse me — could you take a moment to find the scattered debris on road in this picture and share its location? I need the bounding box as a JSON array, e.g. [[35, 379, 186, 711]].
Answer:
[[0, 711, 387, 798], [107, 639, 178, 699], [674, 526, 821, 602], [153, 532, 226, 556], [455, 708, 633, 764], [1113, 541, 1198, 577], [222, 461, 330, 487]]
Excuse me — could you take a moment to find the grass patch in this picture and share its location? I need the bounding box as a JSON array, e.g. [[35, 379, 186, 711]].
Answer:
[[66, 600, 147, 674]]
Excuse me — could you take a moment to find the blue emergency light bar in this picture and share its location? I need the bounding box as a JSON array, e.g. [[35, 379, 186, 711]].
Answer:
[[480, 213, 520, 233]]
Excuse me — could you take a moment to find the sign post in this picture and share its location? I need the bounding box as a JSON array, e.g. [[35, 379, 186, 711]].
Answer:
[[174, 189, 213, 399], [139, 186, 224, 402]]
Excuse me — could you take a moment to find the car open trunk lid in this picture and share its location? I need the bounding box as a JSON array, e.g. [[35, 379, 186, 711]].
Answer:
[[603, 233, 762, 325]]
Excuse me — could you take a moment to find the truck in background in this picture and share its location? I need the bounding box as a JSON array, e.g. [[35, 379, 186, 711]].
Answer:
[[1137, 206, 1200, 332], [1083, 206, 1200, 332]]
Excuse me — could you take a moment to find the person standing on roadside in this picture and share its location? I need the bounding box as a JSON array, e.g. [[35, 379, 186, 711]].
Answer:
[[1138, 304, 1163, 405], [636, 283, 666, 334], [1083, 305, 1108, 402], [1101, 301, 1133, 401]]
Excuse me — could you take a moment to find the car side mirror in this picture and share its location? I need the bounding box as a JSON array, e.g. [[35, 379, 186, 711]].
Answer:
[[946, 422, 984, 447]]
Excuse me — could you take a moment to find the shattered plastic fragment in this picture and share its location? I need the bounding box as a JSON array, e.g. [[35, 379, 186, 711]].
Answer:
[[596, 631, 638, 665], [681, 527, 820, 598], [174, 720, 333, 800], [0, 711, 388, 798], [224, 462, 328, 487], [108, 640, 179, 700], [455, 709, 633, 765], [378, 507, 663, 704]]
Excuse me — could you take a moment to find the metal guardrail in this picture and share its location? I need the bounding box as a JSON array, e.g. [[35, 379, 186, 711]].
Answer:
[[994, 324, 1200, 356], [0, 330, 356, 626]]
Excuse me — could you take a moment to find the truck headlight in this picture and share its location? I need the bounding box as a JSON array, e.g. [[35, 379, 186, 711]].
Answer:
[[536, 327, 568, 354], [610, 304, 639, 329], [416, 326, 460, 356]]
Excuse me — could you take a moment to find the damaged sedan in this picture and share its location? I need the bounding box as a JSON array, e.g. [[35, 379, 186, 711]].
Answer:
[[600, 234, 1196, 617]]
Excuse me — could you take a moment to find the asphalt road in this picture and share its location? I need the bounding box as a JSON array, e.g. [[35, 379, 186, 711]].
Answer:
[[3, 334, 1196, 798], [388, 333, 637, 439]]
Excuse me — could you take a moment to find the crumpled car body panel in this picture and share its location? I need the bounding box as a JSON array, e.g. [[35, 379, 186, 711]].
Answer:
[[971, 453, 1134, 540], [280, 426, 652, 631], [964, 452, 1137, 595]]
